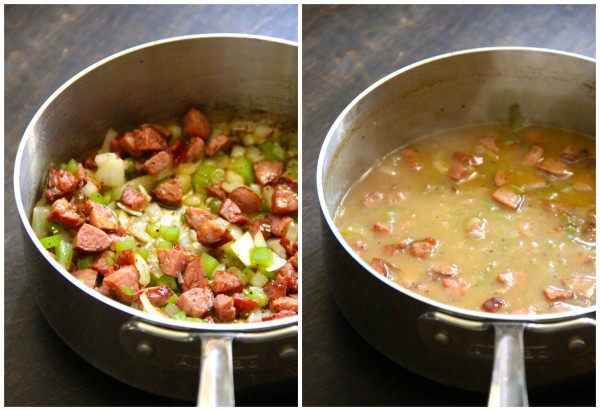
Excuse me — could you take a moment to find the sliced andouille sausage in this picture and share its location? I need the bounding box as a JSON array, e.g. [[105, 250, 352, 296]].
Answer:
[[253, 160, 284, 186], [536, 158, 573, 178], [271, 184, 298, 215], [275, 262, 298, 293], [185, 137, 205, 162], [262, 310, 296, 321], [362, 191, 384, 207], [277, 175, 298, 193], [496, 271, 517, 288], [560, 146, 585, 163], [267, 214, 293, 237], [232, 293, 260, 314], [133, 284, 174, 307], [133, 124, 169, 153], [151, 177, 182, 207], [561, 276, 596, 298], [184, 207, 212, 232], [370, 258, 390, 277], [183, 107, 212, 139], [212, 271, 243, 295], [521, 145, 544, 166], [494, 169, 511, 187], [289, 251, 298, 270], [83, 155, 98, 170], [72, 268, 99, 289], [112, 132, 143, 158], [542, 285, 575, 301], [214, 294, 236, 323], [91, 250, 115, 276], [228, 186, 262, 214], [196, 218, 233, 248], [177, 287, 214, 318], [205, 183, 227, 200], [264, 280, 287, 301], [442, 277, 471, 296], [85, 200, 118, 231], [157, 247, 189, 278], [44, 168, 80, 202], [482, 297, 504, 313], [219, 198, 249, 225], [73, 223, 112, 253], [373, 222, 391, 233], [429, 262, 459, 277], [453, 152, 483, 166], [143, 150, 173, 175], [116, 248, 136, 267], [48, 198, 85, 228], [102, 264, 140, 305], [400, 148, 421, 171], [479, 136, 499, 152], [492, 186, 523, 210], [270, 295, 298, 313], [205, 133, 232, 157], [279, 237, 298, 258], [121, 185, 148, 210], [448, 163, 476, 182], [181, 256, 210, 292], [408, 238, 437, 259]]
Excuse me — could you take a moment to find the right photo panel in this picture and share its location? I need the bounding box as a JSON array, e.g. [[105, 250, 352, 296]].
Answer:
[[303, 4, 595, 407]]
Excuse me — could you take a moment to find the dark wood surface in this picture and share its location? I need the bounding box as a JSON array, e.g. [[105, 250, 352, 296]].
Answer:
[[4, 4, 297, 407], [301, 4, 595, 407]]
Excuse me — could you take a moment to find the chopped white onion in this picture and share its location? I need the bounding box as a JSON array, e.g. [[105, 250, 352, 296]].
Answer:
[[230, 145, 246, 158], [135, 253, 151, 286], [96, 157, 125, 187], [250, 272, 269, 287], [139, 292, 165, 318], [230, 232, 254, 266], [81, 181, 99, 198]]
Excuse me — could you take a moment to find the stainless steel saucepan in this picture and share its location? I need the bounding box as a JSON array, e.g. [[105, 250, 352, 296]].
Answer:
[[317, 47, 595, 407], [14, 34, 298, 406]]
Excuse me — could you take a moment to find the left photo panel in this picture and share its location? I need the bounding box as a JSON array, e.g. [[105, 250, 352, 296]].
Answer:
[[5, 4, 299, 407]]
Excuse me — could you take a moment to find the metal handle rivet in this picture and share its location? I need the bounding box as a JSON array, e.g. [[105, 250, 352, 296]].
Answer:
[[568, 337, 585, 353], [136, 342, 155, 359], [433, 332, 450, 347], [279, 345, 298, 362]]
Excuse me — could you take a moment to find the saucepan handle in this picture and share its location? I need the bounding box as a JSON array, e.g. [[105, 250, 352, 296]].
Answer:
[[197, 336, 235, 407], [487, 323, 528, 407]]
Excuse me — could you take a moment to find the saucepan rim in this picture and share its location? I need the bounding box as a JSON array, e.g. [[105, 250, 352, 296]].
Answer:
[[317, 46, 596, 324], [14, 33, 299, 333]]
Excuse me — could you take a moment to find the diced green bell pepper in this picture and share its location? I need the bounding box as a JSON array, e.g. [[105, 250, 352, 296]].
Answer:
[[159, 225, 180, 243], [40, 234, 62, 250], [201, 252, 219, 278], [231, 156, 255, 184], [56, 239, 74, 269]]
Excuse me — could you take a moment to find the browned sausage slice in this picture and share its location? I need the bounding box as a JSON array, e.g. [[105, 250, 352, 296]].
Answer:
[[213, 294, 236, 322], [271, 184, 298, 215], [183, 107, 212, 139], [219, 198, 249, 225], [73, 223, 112, 253], [181, 256, 210, 292], [212, 271, 243, 295], [521, 145, 544, 166], [72, 268, 98, 288], [205, 133, 232, 157], [85, 200, 118, 231], [133, 124, 169, 152], [536, 158, 573, 177], [229, 186, 262, 214], [151, 178, 182, 207], [253, 160, 284, 186], [157, 247, 189, 278], [121, 186, 148, 210], [177, 287, 214, 318], [102, 264, 140, 305], [44, 168, 80, 202], [48, 198, 85, 228], [492, 186, 523, 210], [143, 150, 173, 175]]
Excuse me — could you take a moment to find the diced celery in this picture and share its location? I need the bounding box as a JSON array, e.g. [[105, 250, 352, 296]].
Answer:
[[146, 222, 161, 238], [250, 247, 272, 266], [64, 158, 79, 174], [201, 252, 219, 278], [283, 159, 298, 179], [192, 164, 216, 187], [211, 167, 226, 184], [76, 255, 94, 270], [185, 317, 205, 323], [245, 286, 269, 307], [152, 274, 177, 290], [206, 197, 222, 215], [115, 237, 136, 252], [32, 206, 51, 238], [56, 239, 74, 269], [259, 141, 288, 162], [159, 225, 180, 243], [171, 311, 187, 321], [40, 234, 61, 250], [231, 156, 255, 185], [134, 246, 149, 260], [121, 285, 135, 296], [89, 191, 108, 204], [156, 239, 172, 249]]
